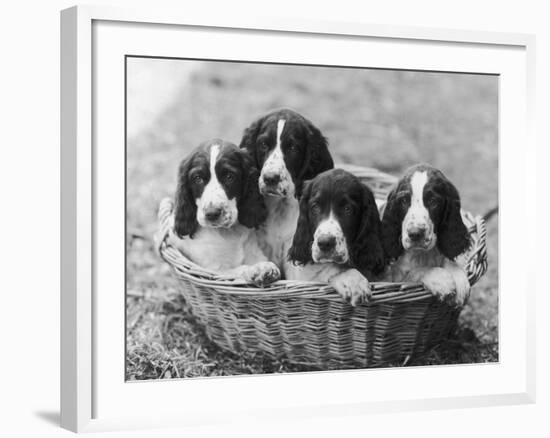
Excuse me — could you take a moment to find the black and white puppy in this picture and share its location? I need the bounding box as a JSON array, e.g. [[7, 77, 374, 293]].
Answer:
[[240, 109, 334, 269], [381, 163, 471, 304], [287, 169, 385, 306], [169, 139, 280, 286]]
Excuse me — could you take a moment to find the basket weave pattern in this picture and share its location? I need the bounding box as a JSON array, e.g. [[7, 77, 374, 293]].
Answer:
[[157, 165, 488, 368]]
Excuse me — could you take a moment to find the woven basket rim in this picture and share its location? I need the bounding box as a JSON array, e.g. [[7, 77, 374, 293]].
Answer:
[[156, 166, 488, 305]]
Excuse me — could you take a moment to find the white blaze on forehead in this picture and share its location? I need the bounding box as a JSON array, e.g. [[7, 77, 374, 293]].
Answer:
[[266, 119, 286, 163], [196, 143, 237, 227], [410, 171, 428, 208], [312, 211, 349, 263], [210, 144, 220, 176], [276, 119, 286, 150], [259, 118, 295, 197], [205, 144, 222, 196]]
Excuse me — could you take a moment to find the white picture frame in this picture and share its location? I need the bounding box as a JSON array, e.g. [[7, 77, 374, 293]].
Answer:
[[60, 4, 536, 433]]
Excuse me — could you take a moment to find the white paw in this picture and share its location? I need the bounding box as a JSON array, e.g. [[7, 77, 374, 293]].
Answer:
[[330, 269, 371, 307], [245, 262, 281, 287], [421, 268, 456, 301], [453, 270, 471, 306]]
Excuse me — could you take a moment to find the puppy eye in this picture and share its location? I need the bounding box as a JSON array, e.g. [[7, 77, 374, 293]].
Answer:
[[259, 141, 268, 152], [343, 205, 353, 215], [192, 174, 203, 184], [224, 172, 235, 183], [287, 144, 297, 152], [311, 203, 321, 215], [425, 195, 438, 208]]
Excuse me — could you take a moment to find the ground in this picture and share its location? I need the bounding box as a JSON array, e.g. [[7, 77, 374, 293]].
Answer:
[[126, 60, 499, 380]]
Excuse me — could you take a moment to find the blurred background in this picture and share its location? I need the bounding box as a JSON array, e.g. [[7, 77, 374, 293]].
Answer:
[[126, 57, 498, 379]]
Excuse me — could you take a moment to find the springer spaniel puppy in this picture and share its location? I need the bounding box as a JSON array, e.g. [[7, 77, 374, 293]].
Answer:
[[239, 109, 334, 270], [168, 139, 280, 286], [287, 169, 385, 306], [381, 164, 471, 305]]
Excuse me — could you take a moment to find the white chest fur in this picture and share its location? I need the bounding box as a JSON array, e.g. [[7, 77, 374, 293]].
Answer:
[[284, 259, 345, 282], [257, 195, 299, 267], [387, 241, 470, 305], [390, 247, 446, 281], [169, 226, 250, 272]]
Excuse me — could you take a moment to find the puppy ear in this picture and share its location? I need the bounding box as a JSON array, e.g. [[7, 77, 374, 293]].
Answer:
[[381, 187, 405, 261], [288, 180, 314, 264], [351, 185, 385, 275], [239, 117, 263, 167], [299, 121, 334, 183], [237, 151, 267, 228], [437, 179, 470, 260], [173, 157, 199, 238]]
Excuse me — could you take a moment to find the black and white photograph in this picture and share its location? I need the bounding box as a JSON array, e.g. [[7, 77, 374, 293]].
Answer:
[[125, 57, 498, 380], [2, 0, 546, 434]]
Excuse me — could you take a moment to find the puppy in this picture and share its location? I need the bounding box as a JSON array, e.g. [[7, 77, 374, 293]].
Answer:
[[381, 164, 471, 305], [240, 108, 334, 270], [169, 139, 280, 286], [287, 169, 385, 306]]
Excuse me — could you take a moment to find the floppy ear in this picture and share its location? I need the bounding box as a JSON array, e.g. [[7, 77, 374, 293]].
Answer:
[[173, 157, 199, 238], [296, 121, 333, 196], [239, 117, 263, 167], [351, 185, 385, 275], [381, 187, 405, 261], [237, 151, 267, 228], [288, 181, 314, 265], [437, 179, 470, 260]]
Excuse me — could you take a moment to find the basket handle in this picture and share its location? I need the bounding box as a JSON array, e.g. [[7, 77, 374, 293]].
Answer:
[[155, 197, 175, 256], [465, 214, 488, 287]]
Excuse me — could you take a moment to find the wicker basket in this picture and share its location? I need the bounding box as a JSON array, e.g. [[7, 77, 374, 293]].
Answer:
[[156, 165, 488, 369]]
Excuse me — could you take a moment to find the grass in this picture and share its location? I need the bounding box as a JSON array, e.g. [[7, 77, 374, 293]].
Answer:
[[126, 60, 499, 380]]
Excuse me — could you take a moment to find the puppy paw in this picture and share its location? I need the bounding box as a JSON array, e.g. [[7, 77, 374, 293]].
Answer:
[[245, 262, 281, 287], [330, 269, 371, 307], [421, 268, 456, 301], [453, 270, 471, 306]]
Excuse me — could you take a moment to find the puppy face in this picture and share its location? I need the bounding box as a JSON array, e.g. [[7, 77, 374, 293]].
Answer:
[[382, 164, 470, 260], [400, 170, 437, 251], [192, 144, 238, 228], [288, 169, 385, 274], [240, 109, 334, 198], [312, 211, 350, 264], [173, 139, 266, 237]]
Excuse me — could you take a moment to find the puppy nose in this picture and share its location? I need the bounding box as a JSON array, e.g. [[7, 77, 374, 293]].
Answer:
[[317, 235, 336, 252], [408, 225, 426, 242], [263, 172, 281, 186], [204, 206, 222, 221]]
